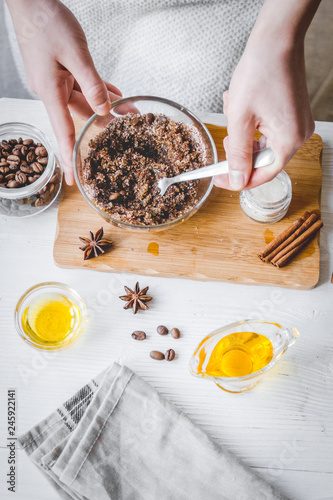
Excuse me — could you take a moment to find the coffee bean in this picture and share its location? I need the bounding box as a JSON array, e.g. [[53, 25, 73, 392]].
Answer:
[[7, 154, 20, 163], [15, 171, 27, 184], [28, 175, 40, 183], [12, 148, 22, 157], [157, 325, 168, 335], [0, 174, 3, 182], [131, 331, 146, 341], [35, 146, 47, 157], [50, 173, 59, 184], [34, 197, 44, 207], [146, 113, 155, 124], [8, 163, 19, 171], [37, 156, 48, 165], [5, 173, 16, 180], [165, 349, 175, 361], [170, 328, 181, 339], [32, 162, 44, 174], [20, 164, 34, 174], [150, 350, 165, 360], [0, 137, 49, 192], [26, 150, 36, 163], [7, 180, 20, 188]]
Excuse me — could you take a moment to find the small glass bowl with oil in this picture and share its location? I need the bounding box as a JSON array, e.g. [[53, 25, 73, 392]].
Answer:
[[189, 320, 300, 393], [15, 282, 87, 350]]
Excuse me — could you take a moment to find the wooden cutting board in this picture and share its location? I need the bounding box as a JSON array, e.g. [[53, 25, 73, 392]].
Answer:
[[54, 119, 322, 289]]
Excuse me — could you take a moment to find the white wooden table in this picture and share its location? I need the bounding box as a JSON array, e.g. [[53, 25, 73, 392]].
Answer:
[[0, 98, 332, 500]]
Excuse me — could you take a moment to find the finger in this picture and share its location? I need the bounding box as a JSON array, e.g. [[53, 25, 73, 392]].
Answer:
[[223, 90, 229, 117], [66, 47, 111, 116], [104, 81, 122, 97], [215, 136, 259, 190], [243, 162, 283, 189], [244, 133, 293, 189], [74, 79, 122, 99], [223, 135, 229, 159], [226, 116, 256, 190], [42, 84, 76, 185], [69, 89, 122, 120]]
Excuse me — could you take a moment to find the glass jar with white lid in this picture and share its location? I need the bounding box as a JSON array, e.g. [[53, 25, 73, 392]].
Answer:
[[239, 170, 292, 223]]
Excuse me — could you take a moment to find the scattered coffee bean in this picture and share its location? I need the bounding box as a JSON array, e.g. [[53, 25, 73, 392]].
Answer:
[[131, 331, 146, 341], [165, 349, 176, 361], [170, 328, 181, 339], [150, 350, 165, 360], [157, 325, 168, 335]]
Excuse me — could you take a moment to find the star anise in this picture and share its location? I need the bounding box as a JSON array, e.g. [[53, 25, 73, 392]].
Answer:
[[79, 227, 112, 260], [119, 282, 153, 314]]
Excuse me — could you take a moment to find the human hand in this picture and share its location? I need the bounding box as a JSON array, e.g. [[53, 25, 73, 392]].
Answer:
[[6, 0, 122, 185], [215, 0, 319, 191]]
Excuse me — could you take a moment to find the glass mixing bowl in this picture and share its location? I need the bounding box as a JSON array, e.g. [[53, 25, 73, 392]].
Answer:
[[73, 96, 217, 231]]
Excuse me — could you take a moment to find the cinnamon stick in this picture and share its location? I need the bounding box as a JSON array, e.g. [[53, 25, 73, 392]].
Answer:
[[258, 211, 310, 261], [263, 213, 317, 262], [271, 220, 323, 265], [272, 237, 313, 268]]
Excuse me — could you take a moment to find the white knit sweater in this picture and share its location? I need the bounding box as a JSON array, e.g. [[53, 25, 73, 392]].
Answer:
[[5, 0, 264, 112]]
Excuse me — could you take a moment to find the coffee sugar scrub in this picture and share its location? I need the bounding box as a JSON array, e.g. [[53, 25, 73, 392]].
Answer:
[[82, 113, 208, 226]]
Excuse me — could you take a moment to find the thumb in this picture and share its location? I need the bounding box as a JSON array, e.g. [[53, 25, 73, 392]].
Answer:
[[226, 118, 256, 190], [68, 48, 111, 116]]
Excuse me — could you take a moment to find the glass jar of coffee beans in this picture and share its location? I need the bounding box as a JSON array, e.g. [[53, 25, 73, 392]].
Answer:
[[0, 122, 62, 217]]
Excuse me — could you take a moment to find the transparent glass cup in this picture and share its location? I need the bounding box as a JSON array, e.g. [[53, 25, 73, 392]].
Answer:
[[73, 96, 217, 231], [189, 320, 300, 393], [15, 282, 87, 351]]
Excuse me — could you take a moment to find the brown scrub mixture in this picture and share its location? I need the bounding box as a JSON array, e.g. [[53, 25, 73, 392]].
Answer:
[[82, 113, 208, 225]]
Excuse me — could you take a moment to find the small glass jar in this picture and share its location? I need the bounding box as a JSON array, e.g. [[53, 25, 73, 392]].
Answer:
[[0, 122, 62, 217], [15, 282, 87, 350], [239, 170, 292, 223]]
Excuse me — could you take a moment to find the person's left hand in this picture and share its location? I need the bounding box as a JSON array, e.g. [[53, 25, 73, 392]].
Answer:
[[215, 29, 315, 191]]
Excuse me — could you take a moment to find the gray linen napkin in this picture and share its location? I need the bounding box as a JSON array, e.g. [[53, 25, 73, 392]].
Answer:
[[19, 363, 289, 500]]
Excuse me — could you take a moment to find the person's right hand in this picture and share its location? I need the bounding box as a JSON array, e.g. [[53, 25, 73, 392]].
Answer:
[[6, 0, 122, 185]]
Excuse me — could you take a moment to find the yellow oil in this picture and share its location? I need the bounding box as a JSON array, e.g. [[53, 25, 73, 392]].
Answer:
[[22, 293, 80, 345], [197, 331, 274, 378], [147, 242, 159, 256]]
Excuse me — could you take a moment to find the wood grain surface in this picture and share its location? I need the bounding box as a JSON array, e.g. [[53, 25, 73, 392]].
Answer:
[[54, 120, 323, 289]]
